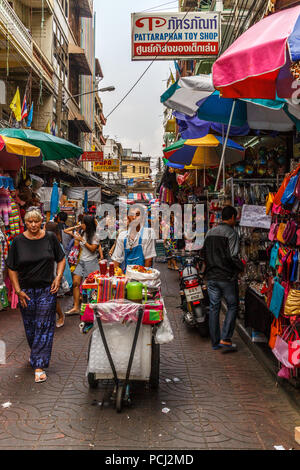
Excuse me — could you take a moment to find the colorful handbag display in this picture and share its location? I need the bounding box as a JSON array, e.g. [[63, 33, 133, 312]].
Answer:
[[288, 328, 300, 368], [143, 301, 164, 325], [284, 289, 300, 316], [269, 277, 285, 318]]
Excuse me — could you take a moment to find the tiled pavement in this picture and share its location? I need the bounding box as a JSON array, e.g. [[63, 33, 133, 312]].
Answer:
[[0, 264, 300, 450]]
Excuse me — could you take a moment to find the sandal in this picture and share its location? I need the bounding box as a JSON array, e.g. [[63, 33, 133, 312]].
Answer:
[[35, 371, 47, 383], [65, 309, 80, 316], [56, 314, 65, 328]]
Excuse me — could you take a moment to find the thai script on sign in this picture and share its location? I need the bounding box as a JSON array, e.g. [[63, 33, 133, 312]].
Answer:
[[132, 11, 220, 61]]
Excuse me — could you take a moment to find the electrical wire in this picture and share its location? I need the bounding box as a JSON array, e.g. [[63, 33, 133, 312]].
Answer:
[[106, 7, 193, 120], [219, 0, 239, 55], [233, 0, 249, 41], [141, 1, 178, 13]]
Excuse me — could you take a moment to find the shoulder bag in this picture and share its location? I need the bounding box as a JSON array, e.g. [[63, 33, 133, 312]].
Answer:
[[269, 277, 285, 319]]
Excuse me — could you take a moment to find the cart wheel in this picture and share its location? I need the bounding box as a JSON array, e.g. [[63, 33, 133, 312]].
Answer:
[[87, 373, 98, 389], [150, 338, 160, 390], [116, 385, 125, 413]]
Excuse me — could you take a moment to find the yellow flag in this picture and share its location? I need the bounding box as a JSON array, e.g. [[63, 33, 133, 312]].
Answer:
[[10, 87, 22, 122], [45, 120, 51, 134]]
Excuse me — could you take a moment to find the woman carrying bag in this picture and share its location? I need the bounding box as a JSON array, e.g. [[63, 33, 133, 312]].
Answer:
[[7, 207, 65, 383]]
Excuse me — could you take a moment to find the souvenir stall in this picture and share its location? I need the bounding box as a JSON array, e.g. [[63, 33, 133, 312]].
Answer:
[[79, 261, 174, 412], [243, 163, 300, 384]]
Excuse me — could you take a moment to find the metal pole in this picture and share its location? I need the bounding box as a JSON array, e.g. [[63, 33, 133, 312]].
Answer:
[[214, 100, 236, 192], [222, 124, 225, 190]]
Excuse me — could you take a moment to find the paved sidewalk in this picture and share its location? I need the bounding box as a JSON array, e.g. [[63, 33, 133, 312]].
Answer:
[[0, 264, 299, 450]]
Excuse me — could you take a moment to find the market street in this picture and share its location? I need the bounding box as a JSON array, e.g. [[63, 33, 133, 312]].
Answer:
[[0, 263, 299, 451]]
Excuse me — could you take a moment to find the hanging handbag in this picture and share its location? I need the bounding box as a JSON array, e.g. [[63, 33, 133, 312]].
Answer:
[[270, 242, 279, 269], [282, 220, 292, 243], [290, 251, 299, 283], [288, 328, 300, 368], [282, 250, 293, 282], [268, 222, 279, 242], [272, 324, 295, 368], [296, 229, 300, 247], [284, 289, 300, 316], [293, 175, 300, 201], [281, 174, 299, 206], [267, 276, 274, 308], [274, 163, 300, 205], [272, 203, 283, 215], [143, 301, 164, 325], [266, 192, 275, 215], [276, 223, 287, 243], [269, 317, 284, 349], [269, 277, 285, 319]]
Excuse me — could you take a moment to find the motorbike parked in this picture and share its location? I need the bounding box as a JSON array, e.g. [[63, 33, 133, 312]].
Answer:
[[176, 250, 210, 338]]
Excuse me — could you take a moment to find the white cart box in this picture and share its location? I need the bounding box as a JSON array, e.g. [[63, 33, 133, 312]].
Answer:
[[87, 323, 152, 381]]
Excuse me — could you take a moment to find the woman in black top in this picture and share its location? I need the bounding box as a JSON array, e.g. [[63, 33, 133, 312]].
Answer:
[[7, 207, 66, 383]]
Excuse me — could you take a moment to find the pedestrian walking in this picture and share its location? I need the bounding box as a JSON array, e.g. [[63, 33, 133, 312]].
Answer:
[[7, 207, 66, 383], [203, 206, 244, 352], [64, 215, 101, 315], [56, 211, 72, 254], [45, 222, 73, 328], [163, 213, 179, 271]]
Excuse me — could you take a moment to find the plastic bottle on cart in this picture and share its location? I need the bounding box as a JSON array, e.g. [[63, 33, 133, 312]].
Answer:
[[100, 260, 108, 275], [109, 262, 114, 277]]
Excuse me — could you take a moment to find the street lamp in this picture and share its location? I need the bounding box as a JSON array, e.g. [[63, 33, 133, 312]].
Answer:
[[64, 86, 115, 106]]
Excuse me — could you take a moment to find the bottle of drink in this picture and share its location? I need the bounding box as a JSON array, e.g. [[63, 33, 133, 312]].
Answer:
[[109, 262, 115, 277], [100, 260, 108, 275]]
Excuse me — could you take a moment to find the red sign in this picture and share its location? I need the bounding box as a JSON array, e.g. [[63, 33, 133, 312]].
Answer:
[[81, 151, 104, 162]]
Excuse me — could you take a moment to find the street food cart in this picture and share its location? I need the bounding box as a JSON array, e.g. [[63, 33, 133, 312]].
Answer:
[[81, 263, 173, 412]]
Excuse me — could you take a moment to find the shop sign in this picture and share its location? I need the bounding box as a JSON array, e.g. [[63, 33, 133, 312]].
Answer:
[[131, 12, 220, 60], [240, 205, 272, 230], [81, 151, 104, 162], [93, 159, 120, 172]]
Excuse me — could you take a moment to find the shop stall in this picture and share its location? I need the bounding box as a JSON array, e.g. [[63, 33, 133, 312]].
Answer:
[[241, 162, 300, 384]]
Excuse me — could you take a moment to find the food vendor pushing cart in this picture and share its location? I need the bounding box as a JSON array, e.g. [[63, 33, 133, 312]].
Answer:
[[112, 207, 156, 270]]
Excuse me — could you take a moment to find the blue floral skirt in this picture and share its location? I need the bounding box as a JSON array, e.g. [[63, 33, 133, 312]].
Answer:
[[19, 286, 57, 370]]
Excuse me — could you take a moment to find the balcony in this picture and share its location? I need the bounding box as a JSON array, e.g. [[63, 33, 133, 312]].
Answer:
[[69, 43, 92, 76], [19, 0, 53, 12], [0, 0, 33, 57], [72, 0, 93, 18]]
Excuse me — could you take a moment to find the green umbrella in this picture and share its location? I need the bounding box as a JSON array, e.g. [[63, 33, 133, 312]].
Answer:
[[0, 128, 83, 161]]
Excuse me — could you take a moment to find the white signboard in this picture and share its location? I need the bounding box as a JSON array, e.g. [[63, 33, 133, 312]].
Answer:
[[240, 205, 272, 230], [131, 12, 220, 60]]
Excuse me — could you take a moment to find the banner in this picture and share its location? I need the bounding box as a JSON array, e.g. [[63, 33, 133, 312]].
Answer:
[[131, 12, 220, 61], [82, 151, 104, 162], [93, 159, 120, 172]]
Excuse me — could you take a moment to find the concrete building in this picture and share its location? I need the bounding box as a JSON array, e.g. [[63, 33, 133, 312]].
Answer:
[[0, 0, 105, 180]]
